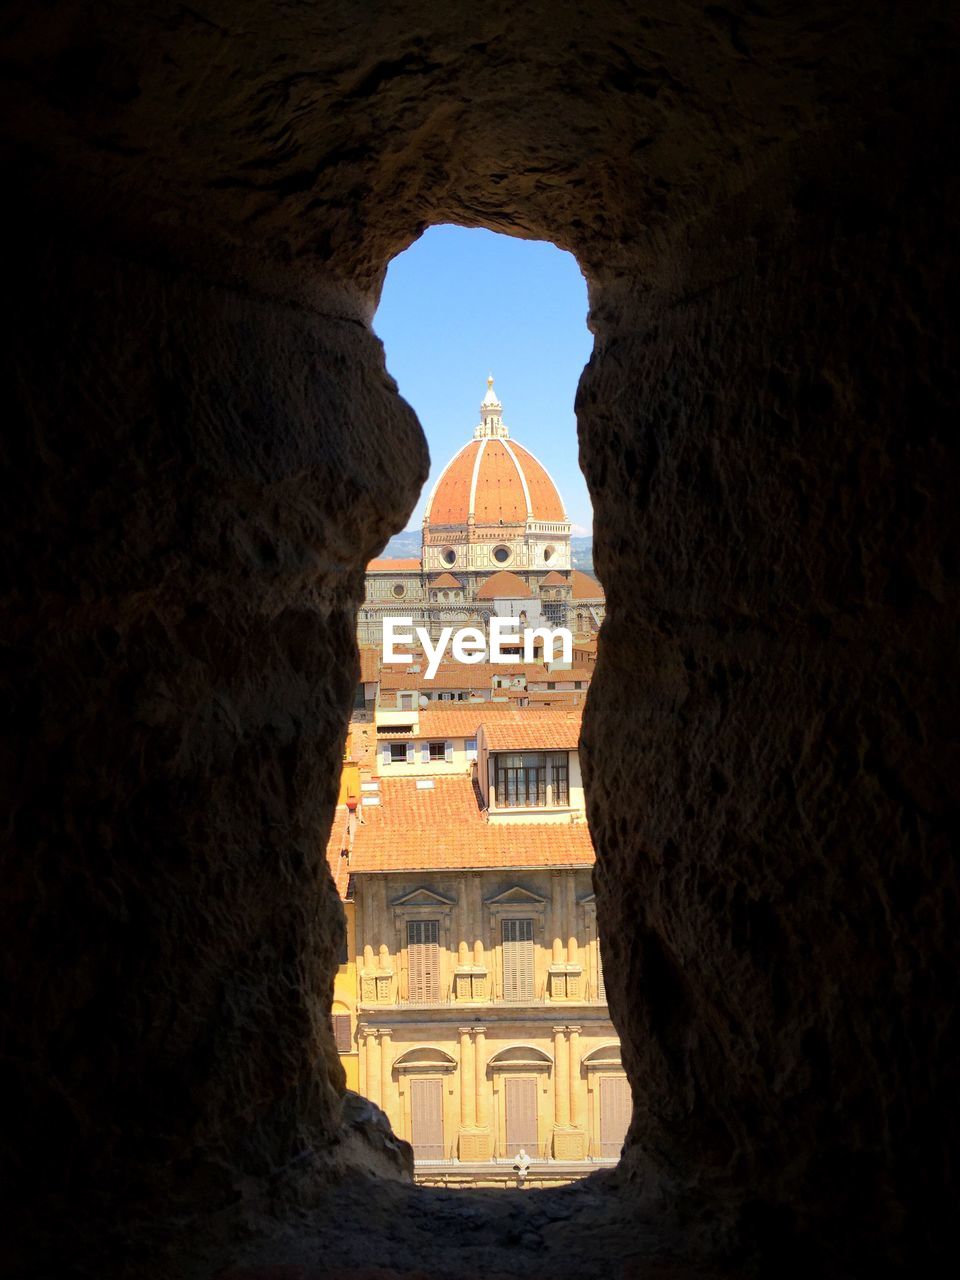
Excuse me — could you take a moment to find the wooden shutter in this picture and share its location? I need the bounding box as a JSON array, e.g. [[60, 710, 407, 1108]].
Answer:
[[410, 1078, 443, 1160], [421, 743, 430, 763], [444, 740, 453, 762], [332, 1013, 351, 1053], [381, 744, 391, 768], [406, 742, 415, 764], [407, 919, 440, 1003], [600, 1076, 631, 1158], [504, 1076, 538, 1155], [502, 918, 534, 1002]]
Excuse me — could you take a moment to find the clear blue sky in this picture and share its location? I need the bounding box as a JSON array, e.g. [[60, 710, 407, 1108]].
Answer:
[[373, 225, 595, 533]]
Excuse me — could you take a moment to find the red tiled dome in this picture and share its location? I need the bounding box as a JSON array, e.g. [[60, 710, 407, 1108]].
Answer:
[[476, 570, 534, 599], [570, 570, 604, 599], [425, 436, 566, 526]]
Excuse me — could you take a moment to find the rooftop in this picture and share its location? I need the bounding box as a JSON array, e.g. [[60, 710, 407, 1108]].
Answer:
[[480, 711, 582, 751], [378, 658, 592, 691], [358, 647, 381, 684], [476, 570, 534, 599], [407, 700, 583, 740], [570, 570, 603, 600], [367, 557, 422, 572], [349, 775, 594, 872]]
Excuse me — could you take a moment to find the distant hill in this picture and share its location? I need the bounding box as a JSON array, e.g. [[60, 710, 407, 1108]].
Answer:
[[570, 537, 594, 573], [381, 531, 594, 574], [381, 531, 421, 559]]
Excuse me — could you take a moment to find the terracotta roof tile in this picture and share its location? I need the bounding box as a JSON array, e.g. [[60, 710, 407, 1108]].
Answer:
[[347, 720, 378, 771], [522, 690, 585, 705], [476, 570, 533, 599], [510, 441, 567, 522], [350, 776, 594, 872], [527, 665, 595, 682], [476, 439, 529, 524], [379, 665, 496, 691], [367, 557, 422, 571], [540, 570, 569, 586], [480, 708, 582, 751], [570, 570, 604, 600], [425, 436, 567, 527], [358, 647, 380, 684], [429, 572, 462, 587], [425, 441, 482, 525], [406, 701, 578, 740]]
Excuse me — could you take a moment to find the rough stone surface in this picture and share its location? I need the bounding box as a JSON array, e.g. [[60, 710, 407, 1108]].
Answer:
[[1, 244, 424, 1263], [581, 106, 960, 1270], [0, 2, 957, 1277]]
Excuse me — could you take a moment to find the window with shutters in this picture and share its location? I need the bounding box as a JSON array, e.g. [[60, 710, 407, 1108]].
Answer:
[[428, 740, 446, 761], [410, 1077, 444, 1160], [390, 742, 407, 763], [504, 1076, 539, 1155], [600, 1075, 631, 1158], [407, 919, 441, 1003], [332, 1013, 352, 1053], [501, 917, 535, 1002]]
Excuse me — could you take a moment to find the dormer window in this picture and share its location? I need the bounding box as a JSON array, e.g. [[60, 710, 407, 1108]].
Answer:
[[493, 751, 569, 808]]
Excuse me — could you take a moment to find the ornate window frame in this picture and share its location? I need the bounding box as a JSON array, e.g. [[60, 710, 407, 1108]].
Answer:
[[391, 886, 457, 1003]]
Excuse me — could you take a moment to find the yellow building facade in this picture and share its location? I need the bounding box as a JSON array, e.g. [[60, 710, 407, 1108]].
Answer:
[[352, 863, 627, 1171], [327, 739, 360, 1092], [338, 705, 629, 1181]]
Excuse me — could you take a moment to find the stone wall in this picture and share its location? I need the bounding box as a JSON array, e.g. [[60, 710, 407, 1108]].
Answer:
[[581, 105, 960, 1267], [1, 2, 957, 1275], [1, 242, 427, 1228]]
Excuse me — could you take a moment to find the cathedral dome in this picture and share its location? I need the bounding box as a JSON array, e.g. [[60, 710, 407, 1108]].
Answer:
[[424, 377, 567, 527], [476, 570, 534, 599]]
